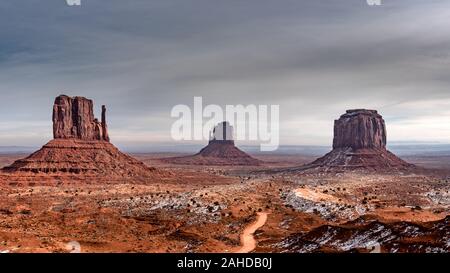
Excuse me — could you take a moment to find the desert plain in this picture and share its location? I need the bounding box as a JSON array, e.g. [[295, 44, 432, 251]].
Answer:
[[0, 151, 448, 253]]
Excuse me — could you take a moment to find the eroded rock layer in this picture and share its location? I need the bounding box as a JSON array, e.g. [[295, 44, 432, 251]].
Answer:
[[309, 147, 412, 171], [3, 139, 157, 177]]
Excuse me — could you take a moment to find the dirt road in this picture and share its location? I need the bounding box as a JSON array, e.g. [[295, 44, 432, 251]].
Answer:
[[236, 212, 268, 253]]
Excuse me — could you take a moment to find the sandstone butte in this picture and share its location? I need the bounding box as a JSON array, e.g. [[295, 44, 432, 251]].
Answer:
[[1, 95, 166, 184], [163, 121, 262, 166], [307, 109, 414, 172], [52, 95, 110, 142]]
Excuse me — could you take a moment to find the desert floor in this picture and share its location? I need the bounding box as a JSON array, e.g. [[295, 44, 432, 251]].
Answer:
[[0, 153, 448, 253]]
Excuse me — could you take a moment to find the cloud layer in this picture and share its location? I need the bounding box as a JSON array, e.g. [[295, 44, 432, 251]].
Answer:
[[0, 0, 449, 148]]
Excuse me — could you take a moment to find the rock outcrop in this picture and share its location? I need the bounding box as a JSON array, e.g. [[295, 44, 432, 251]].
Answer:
[[306, 109, 413, 172], [163, 122, 261, 166], [333, 110, 386, 150], [53, 95, 109, 141], [208, 121, 234, 143], [3, 139, 159, 178], [2, 95, 164, 183]]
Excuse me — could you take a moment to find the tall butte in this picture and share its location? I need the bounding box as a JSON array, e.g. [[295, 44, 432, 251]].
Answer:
[[52, 95, 110, 141], [164, 121, 261, 166], [307, 109, 414, 171], [3, 95, 163, 183]]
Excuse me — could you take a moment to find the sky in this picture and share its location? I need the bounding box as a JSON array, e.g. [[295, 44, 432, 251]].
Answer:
[[0, 0, 450, 150]]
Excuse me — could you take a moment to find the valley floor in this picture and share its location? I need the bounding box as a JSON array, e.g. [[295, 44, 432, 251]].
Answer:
[[0, 153, 448, 253]]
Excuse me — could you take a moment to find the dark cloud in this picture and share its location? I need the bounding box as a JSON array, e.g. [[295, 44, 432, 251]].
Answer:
[[0, 0, 449, 146]]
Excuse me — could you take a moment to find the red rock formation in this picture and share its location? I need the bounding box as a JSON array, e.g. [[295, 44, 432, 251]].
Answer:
[[307, 109, 413, 172], [2, 139, 161, 179], [333, 109, 386, 150], [163, 122, 261, 166], [53, 95, 109, 142], [2, 95, 164, 183], [102, 105, 110, 142]]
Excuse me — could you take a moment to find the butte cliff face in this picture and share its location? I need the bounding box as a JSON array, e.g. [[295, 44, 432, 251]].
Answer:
[[2, 95, 163, 183], [164, 122, 261, 166], [53, 95, 110, 141], [333, 110, 386, 150], [308, 109, 413, 172]]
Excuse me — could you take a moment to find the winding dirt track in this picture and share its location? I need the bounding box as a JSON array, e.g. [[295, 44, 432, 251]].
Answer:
[[236, 212, 268, 253]]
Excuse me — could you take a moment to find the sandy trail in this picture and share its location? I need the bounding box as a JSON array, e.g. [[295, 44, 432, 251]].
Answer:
[[294, 188, 343, 203], [236, 212, 268, 253]]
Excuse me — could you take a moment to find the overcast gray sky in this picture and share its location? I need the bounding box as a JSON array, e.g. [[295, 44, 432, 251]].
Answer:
[[1, 0, 449, 149]]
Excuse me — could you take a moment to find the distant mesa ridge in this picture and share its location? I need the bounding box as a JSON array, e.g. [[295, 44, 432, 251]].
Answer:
[[2, 95, 162, 181]]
